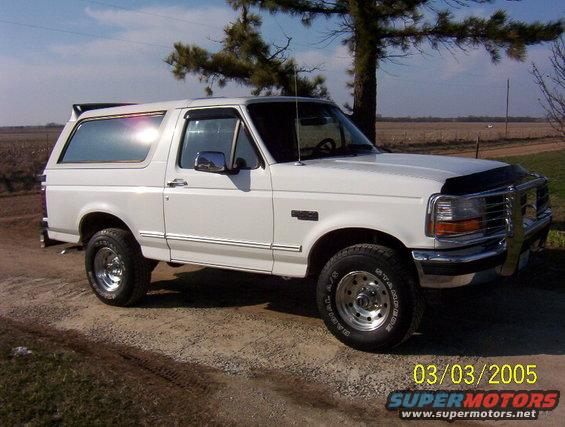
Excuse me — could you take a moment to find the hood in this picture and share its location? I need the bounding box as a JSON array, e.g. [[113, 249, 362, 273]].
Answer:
[[304, 153, 506, 184], [270, 153, 513, 198]]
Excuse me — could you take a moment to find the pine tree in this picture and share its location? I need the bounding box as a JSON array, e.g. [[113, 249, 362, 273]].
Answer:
[[168, 1, 562, 142], [165, 3, 327, 97]]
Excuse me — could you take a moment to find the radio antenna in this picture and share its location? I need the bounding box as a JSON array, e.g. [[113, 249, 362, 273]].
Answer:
[[294, 64, 304, 166]]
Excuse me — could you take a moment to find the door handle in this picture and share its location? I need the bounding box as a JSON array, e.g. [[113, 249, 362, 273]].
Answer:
[[166, 178, 188, 188]]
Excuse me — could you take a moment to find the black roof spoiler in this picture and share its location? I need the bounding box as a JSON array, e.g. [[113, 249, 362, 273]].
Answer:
[[71, 103, 137, 120]]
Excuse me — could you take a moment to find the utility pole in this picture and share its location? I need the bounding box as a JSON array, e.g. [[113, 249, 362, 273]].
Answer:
[[505, 78, 510, 139], [375, 65, 379, 145]]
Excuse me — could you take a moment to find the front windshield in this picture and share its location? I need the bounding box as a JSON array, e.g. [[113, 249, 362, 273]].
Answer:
[[247, 102, 378, 163]]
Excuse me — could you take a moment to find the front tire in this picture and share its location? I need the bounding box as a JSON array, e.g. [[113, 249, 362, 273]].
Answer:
[[85, 228, 151, 306], [317, 244, 423, 351]]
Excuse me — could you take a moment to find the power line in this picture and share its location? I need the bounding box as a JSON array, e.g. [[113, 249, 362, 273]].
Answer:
[[0, 17, 171, 49], [79, 0, 222, 30]]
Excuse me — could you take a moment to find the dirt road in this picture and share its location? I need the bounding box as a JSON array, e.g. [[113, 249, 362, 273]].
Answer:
[[442, 139, 565, 159], [0, 194, 564, 424]]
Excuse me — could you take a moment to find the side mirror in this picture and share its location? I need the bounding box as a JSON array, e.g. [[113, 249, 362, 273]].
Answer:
[[194, 151, 228, 173]]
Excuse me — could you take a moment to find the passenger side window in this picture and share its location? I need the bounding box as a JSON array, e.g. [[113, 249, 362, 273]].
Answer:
[[179, 117, 236, 169], [179, 114, 260, 170]]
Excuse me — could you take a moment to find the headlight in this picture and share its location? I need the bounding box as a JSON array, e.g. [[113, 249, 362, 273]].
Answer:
[[427, 195, 485, 239]]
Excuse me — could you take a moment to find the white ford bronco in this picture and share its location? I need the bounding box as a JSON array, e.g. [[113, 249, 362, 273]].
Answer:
[[41, 97, 552, 350]]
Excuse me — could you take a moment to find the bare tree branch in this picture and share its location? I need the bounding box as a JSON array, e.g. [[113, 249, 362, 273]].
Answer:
[[532, 37, 565, 135]]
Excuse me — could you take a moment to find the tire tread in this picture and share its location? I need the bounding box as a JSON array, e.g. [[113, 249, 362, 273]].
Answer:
[[318, 243, 424, 349], [86, 228, 151, 306]]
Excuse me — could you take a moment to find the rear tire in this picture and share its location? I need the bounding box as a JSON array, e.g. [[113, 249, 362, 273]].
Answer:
[[85, 228, 151, 306], [317, 243, 423, 351]]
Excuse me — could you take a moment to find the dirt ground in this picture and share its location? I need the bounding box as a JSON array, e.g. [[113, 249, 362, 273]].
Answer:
[[1, 317, 393, 426], [0, 190, 564, 425], [442, 139, 565, 158]]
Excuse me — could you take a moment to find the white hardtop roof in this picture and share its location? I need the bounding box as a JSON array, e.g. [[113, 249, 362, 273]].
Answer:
[[73, 96, 334, 121]]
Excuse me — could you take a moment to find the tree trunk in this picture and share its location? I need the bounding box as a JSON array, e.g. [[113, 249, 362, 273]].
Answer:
[[350, 0, 377, 143]]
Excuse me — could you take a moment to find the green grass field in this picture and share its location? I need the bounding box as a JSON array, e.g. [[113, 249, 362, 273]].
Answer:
[[0, 319, 212, 426], [0, 334, 141, 425]]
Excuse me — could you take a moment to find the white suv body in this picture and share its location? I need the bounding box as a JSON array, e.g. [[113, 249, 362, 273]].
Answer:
[[41, 97, 552, 350]]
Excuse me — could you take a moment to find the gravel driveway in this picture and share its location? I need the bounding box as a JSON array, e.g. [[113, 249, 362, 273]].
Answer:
[[1, 195, 563, 425]]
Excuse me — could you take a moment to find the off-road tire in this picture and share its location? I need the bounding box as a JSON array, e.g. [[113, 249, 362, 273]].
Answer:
[[85, 228, 152, 306], [317, 243, 424, 351]]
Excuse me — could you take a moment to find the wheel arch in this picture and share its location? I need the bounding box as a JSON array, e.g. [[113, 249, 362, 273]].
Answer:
[[79, 211, 135, 244], [306, 227, 415, 278]]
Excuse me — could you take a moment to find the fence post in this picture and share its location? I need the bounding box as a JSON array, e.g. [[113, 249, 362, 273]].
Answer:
[[475, 134, 480, 159]]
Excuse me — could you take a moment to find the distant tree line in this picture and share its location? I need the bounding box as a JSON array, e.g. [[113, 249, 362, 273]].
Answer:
[[0, 116, 547, 133], [374, 116, 545, 123], [0, 124, 64, 131]]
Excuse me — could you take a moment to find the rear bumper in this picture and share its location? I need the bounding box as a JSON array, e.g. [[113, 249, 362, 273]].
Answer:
[[412, 211, 551, 288], [40, 218, 61, 248]]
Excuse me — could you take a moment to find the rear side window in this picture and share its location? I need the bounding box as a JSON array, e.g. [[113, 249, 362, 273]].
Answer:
[[60, 113, 165, 163]]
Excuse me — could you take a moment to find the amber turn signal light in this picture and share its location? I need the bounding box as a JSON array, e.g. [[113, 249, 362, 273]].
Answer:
[[435, 218, 481, 236]]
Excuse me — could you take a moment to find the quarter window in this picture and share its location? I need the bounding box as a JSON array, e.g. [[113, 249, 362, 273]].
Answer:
[[60, 114, 164, 163], [233, 125, 260, 169]]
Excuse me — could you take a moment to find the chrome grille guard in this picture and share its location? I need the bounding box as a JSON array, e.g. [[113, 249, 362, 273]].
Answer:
[[428, 173, 552, 276], [499, 174, 551, 275]]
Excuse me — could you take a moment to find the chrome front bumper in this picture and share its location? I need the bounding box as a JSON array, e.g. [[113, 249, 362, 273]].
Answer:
[[412, 177, 552, 289]]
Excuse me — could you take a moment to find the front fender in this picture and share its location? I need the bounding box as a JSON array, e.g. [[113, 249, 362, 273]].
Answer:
[[272, 193, 435, 277]]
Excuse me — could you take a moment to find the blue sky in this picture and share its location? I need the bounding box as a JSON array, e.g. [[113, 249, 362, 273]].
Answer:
[[0, 0, 562, 125]]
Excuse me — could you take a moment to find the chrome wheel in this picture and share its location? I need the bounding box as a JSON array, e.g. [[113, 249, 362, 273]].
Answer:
[[335, 271, 392, 332], [93, 247, 125, 292]]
